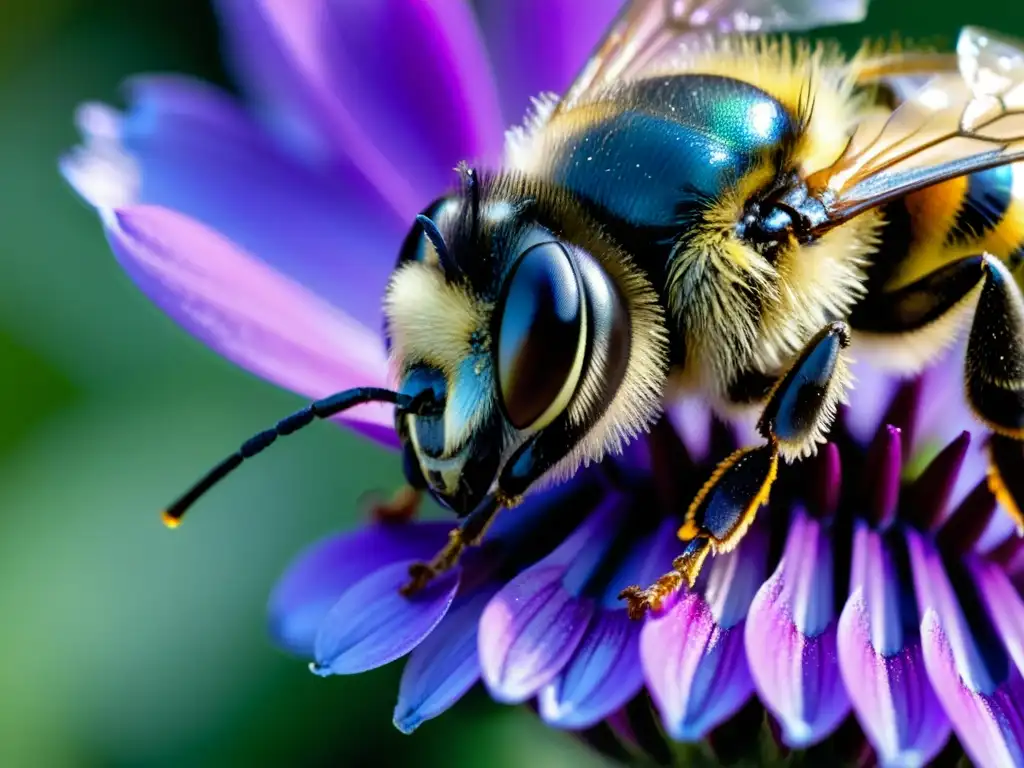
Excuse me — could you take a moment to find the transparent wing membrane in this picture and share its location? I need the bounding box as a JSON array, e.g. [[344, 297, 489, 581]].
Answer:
[[812, 27, 1024, 222], [557, 0, 868, 111]]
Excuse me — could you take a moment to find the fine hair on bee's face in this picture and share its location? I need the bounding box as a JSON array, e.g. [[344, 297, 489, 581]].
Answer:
[[382, 168, 669, 516]]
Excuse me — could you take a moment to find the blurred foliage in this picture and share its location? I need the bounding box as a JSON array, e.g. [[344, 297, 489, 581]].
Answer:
[[0, 1, 1021, 766]]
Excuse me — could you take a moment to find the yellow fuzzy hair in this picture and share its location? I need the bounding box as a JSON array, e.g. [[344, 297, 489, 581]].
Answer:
[[383, 262, 494, 454], [658, 38, 883, 406]]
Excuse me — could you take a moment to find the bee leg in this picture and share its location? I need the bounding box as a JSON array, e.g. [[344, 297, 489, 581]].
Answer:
[[965, 256, 1024, 531], [400, 414, 592, 596], [620, 321, 853, 619], [399, 493, 501, 597]]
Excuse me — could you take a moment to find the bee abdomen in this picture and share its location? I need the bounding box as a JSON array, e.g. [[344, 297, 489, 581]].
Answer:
[[947, 164, 1016, 245]]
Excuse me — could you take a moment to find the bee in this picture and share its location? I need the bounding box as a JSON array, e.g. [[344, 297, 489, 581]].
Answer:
[[163, 0, 1024, 618]]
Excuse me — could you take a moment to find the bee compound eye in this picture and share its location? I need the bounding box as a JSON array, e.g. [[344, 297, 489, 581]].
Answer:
[[496, 242, 585, 431]]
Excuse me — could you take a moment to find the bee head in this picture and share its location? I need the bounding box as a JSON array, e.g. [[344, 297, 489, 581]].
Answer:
[[383, 172, 667, 514]]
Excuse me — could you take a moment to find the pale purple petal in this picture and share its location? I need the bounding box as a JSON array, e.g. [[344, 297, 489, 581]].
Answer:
[[478, 497, 628, 704], [476, 0, 623, 125], [745, 509, 849, 748], [640, 527, 768, 741], [214, 0, 337, 162], [479, 564, 594, 704], [641, 591, 753, 742], [921, 611, 1024, 768], [313, 560, 459, 675], [843, 354, 898, 445], [538, 610, 641, 729], [911, 343, 988, 514], [537, 520, 678, 729], [268, 522, 451, 656], [103, 206, 396, 445], [838, 522, 950, 767], [970, 557, 1024, 683], [839, 592, 950, 767], [65, 76, 406, 331], [393, 584, 500, 734], [909, 530, 1024, 766], [250, 0, 504, 215]]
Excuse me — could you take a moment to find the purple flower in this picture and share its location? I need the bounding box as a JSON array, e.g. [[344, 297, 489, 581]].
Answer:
[[61, 1, 1024, 764]]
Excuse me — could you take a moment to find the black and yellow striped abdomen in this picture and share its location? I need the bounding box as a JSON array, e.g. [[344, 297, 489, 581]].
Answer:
[[877, 163, 1024, 291]]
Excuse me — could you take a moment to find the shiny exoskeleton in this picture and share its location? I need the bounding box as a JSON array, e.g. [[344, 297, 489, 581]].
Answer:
[[160, 2, 1024, 618]]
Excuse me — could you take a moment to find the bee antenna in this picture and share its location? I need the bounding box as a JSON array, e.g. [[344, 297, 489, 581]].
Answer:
[[415, 214, 461, 280], [160, 387, 438, 529]]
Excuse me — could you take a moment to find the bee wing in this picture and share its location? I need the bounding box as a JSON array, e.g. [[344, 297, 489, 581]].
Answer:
[[557, 0, 868, 111], [812, 27, 1024, 224]]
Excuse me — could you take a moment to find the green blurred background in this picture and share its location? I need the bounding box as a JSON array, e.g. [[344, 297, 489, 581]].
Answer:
[[1, 1, 1021, 766]]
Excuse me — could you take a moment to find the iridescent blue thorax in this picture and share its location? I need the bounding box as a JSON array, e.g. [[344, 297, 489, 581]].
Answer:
[[543, 75, 796, 275]]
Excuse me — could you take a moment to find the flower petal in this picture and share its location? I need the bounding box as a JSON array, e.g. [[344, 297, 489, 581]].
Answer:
[[921, 611, 1024, 768], [478, 564, 594, 704], [313, 559, 459, 675], [62, 77, 404, 332], [537, 519, 679, 729], [745, 509, 849, 748], [478, 497, 628, 704], [538, 610, 641, 729], [103, 206, 395, 445], [268, 522, 452, 656], [476, 0, 623, 126], [839, 591, 950, 767], [971, 555, 1024, 684], [641, 527, 768, 741], [393, 584, 500, 734], [240, 0, 504, 214], [909, 530, 1024, 766], [838, 522, 950, 767]]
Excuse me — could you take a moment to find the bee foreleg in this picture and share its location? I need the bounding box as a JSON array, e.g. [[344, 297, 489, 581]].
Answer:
[[619, 322, 853, 619], [399, 493, 501, 597], [400, 416, 590, 597]]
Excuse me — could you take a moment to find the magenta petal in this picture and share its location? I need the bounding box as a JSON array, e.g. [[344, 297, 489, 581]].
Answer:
[[477, 0, 623, 126], [838, 524, 950, 766], [909, 531, 1024, 766], [745, 510, 849, 748], [252, 0, 504, 215], [268, 522, 452, 656], [640, 528, 767, 741], [313, 560, 459, 676], [538, 610, 642, 729], [104, 206, 395, 446], [393, 584, 499, 734], [63, 78, 406, 332]]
